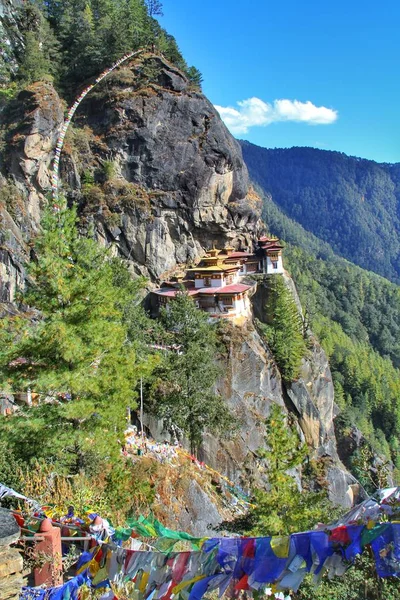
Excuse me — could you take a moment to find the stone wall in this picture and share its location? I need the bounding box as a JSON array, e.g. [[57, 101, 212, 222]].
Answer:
[[0, 508, 24, 600]]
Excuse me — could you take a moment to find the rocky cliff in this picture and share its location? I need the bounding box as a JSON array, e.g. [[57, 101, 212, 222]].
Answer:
[[1, 55, 262, 291], [0, 54, 357, 515], [149, 316, 360, 534]]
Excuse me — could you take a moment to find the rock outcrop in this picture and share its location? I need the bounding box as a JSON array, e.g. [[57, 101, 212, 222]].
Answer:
[[0, 509, 24, 600], [203, 319, 360, 508], [0, 81, 64, 302], [146, 318, 359, 513], [70, 55, 262, 279], [1, 55, 262, 283]]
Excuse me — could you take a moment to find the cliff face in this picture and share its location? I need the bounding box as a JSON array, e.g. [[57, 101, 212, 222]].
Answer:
[[1, 56, 262, 285], [199, 315, 359, 511], [73, 56, 262, 279], [0, 82, 64, 304], [151, 319, 360, 534], [0, 55, 357, 513]]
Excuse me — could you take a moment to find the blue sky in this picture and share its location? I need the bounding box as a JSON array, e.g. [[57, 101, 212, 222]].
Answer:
[[159, 0, 400, 163]]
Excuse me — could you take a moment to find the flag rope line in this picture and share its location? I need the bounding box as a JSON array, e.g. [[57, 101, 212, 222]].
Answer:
[[51, 49, 144, 200]]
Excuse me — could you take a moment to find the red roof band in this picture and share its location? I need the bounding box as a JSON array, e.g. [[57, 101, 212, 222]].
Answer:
[[197, 284, 251, 295], [153, 284, 251, 298]]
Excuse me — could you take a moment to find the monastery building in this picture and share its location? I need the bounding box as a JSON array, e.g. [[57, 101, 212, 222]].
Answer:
[[152, 237, 284, 320]]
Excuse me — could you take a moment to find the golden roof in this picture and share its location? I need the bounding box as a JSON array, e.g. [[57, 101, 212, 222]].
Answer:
[[187, 264, 240, 273]]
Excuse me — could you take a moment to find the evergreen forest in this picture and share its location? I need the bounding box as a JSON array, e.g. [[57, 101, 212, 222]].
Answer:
[[0, 0, 202, 97], [248, 180, 400, 472], [241, 142, 400, 283]]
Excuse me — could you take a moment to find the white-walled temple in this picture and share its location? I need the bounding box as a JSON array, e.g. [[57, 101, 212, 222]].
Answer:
[[258, 237, 284, 274], [152, 237, 284, 320]]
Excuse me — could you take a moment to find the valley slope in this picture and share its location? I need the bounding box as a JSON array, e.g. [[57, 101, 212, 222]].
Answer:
[[239, 141, 400, 477], [240, 141, 400, 283]]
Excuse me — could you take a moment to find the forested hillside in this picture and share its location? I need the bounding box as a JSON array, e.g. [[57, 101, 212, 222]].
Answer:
[[286, 245, 400, 466], [250, 184, 400, 469], [241, 141, 400, 283], [0, 0, 202, 96]]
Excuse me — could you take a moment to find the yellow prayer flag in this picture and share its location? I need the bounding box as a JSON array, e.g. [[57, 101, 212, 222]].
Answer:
[[270, 536, 290, 558]]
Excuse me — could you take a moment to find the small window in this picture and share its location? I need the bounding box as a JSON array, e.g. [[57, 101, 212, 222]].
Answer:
[[272, 261, 278, 269], [204, 277, 211, 286]]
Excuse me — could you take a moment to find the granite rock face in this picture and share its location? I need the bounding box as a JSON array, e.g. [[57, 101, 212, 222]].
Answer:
[[0, 82, 64, 302], [71, 56, 262, 279], [1, 56, 262, 283], [200, 322, 284, 487], [176, 480, 223, 537], [206, 321, 359, 508], [4, 82, 64, 222], [147, 319, 358, 515]]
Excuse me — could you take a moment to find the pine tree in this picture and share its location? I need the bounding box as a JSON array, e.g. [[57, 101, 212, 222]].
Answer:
[[245, 404, 331, 536], [17, 1, 199, 94], [260, 275, 307, 382], [150, 291, 234, 453], [186, 66, 203, 90], [17, 4, 60, 85], [0, 202, 153, 470]]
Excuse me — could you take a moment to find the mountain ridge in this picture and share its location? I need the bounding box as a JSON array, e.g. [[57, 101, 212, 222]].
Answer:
[[240, 140, 400, 283]]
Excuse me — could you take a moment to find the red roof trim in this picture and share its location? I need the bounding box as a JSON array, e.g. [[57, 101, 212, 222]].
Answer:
[[153, 288, 199, 298], [198, 284, 251, 295], [226, 251, 254, 258]]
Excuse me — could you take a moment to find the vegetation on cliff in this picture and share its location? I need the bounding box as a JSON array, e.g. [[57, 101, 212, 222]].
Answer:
[[1, 0, 202, 97], [0, 203, 231, 514], [247, 180, 400, 470], [245, 405, 331, 536], [257, 276, 307, 382], [149, 291, 235, 453], [0, 203, 154, 469], [285, 245, 400, 470], [1, 5, 399, 596]]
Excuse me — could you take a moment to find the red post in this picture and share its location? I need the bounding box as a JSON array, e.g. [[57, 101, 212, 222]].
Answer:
[[33, 518, 63, 587]]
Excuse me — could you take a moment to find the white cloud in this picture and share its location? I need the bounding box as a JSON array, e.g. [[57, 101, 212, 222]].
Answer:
[[214, 97, 338, 134]]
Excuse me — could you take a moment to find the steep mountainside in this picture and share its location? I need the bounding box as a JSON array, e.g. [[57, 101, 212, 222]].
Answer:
[[0, 55, 261, 299], [246, 182, 400, 473], [0, 53, 359, 513], [240, 141, 400, 283]]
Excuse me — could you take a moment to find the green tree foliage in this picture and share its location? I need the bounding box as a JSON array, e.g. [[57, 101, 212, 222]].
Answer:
[[186, 66, 203, 89], [150, 291, 234, 453], [16, 3, 60, 85], [350, 443, 392, 495], [295, 553, 400, 600], [20, 0, 202, 94], [276, 244, 400, 465], [242, 405, 332, 536], [0, 202, 155, 471], [285, 245, 400, 367], [241, 141, 400, 283], [258, 276, 307, 382], [247, 180, 400, 466]]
